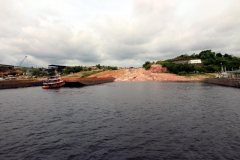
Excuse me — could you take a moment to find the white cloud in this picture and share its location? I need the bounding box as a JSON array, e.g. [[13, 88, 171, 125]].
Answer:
[[0, 0, 240, 67]]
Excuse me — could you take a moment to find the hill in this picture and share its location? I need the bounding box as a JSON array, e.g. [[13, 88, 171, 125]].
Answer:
[[153, 50, 240, 74]]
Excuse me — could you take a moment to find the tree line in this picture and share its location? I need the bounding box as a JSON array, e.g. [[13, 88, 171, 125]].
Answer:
[[1, 64, 118, 78], [62, 64, 118, 74]]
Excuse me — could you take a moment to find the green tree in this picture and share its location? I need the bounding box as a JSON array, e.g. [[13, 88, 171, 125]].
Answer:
[[32, 68, 41, 76], [143, 61, 151, 70], [96, 64, 101, 69], [0, 67, 8, 72], [48, 71, 55, 76], [9, 71, 18, 76], [216, 53, 222, 57], [21, 67, 28, 73], [62, 67, 74, 74]]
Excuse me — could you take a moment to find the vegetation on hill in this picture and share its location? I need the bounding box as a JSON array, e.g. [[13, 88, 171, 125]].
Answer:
[[142, 61, 152, 70], [143, 50, 240, 75], [61, 64, 118, 78], [62, 64, 118, 75], [81, 71, 103, 78], [62, 66, 86, 74], [0, 63, 118, 79]]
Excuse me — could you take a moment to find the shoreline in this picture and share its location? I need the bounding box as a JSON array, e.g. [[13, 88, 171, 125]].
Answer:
[[113, 79, 205, 82], [0, 79, 205, 90], [0, 68, 216, 89]]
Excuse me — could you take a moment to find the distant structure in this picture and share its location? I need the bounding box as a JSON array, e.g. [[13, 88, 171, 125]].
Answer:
[[188, 59, 202, 64], [47, 64, 66, 73], [0, 64, 14, 69], [173, 59, 202, 64], [25, 69, 33, 76], [226, 69, 240, 78], [0, 64, 14, 77]]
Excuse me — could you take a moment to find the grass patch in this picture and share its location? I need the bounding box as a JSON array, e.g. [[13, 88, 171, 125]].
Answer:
[[66, 74, 80, 77], [178, 72, 209, 77], [178, 72, 218, 78], [81, 71, 103, 78], [61, 70, 105, 78]]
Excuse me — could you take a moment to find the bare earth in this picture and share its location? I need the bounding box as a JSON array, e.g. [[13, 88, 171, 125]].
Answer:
[[89, 68, 216, 82]]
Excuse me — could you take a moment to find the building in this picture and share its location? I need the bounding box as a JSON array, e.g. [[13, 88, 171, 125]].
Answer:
[[173, 59, 202, 64], [47, 64, 66, 73], [188, 59, 202, 64], [0, 64, 14, 69], [227, 69, 240, 78], [0, 64, 14, 77], [25, 69, 33, 76]]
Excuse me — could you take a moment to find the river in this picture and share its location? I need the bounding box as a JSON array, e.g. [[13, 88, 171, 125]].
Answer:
[[0, 82, 240, 159]]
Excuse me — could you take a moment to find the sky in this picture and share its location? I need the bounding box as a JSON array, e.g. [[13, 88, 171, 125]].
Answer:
[[0, 0, 240, 68]]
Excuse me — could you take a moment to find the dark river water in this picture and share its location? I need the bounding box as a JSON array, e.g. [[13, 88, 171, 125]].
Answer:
[[0, 82, 240, 160]]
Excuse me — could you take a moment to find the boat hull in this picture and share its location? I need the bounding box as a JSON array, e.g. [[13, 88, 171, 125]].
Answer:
[[42, 81, 65, 89]]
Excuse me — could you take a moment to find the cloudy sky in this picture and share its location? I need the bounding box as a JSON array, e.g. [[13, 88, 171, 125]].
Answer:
[[1, 0, 240, 68]]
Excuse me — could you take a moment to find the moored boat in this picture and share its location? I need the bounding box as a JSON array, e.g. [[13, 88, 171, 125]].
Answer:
[[42, 75, 65, 89]]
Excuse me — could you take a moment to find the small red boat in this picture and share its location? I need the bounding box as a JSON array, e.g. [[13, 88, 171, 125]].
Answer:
[[42, 75, 65, 89]]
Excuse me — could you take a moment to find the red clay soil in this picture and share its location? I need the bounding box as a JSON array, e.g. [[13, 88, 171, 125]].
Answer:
[[89, 65, 214, 82]]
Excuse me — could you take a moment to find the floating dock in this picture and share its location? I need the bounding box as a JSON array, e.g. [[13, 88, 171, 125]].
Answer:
[[0, 77, 115, 89], [62, 77, 115, 87], [205, 78, 240, 88], [0, 80, 43, 89]]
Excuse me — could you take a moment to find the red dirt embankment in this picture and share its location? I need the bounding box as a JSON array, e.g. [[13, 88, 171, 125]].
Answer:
[[89, 65, 215, 82]]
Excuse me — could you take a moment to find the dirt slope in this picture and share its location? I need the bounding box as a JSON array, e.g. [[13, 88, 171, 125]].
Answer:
[[89, 68, 214, 82]]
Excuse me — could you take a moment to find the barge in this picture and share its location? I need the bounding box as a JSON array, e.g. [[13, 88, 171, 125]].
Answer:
[[62, 77, 115, 87], [205, 78, 240, 88], [0, 77, 115, 89], [0, 80, 43, 89], [205, 69, 240, 88]]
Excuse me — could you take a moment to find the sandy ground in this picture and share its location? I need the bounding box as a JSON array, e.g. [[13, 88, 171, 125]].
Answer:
[[89, 68, 216, 82]]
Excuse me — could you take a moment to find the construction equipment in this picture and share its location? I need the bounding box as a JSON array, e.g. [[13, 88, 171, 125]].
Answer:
[[19, 56, 27, 67]]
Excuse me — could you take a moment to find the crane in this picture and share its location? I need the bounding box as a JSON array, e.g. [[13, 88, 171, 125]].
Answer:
[[19, 56, 27, 67]]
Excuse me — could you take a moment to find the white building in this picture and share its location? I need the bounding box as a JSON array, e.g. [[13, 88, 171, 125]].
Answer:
[[173, 59, 202, 64], [188, 59, 202, 64]]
